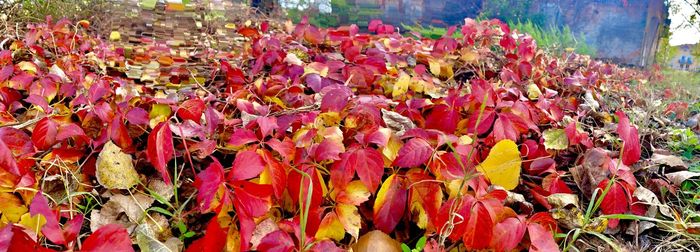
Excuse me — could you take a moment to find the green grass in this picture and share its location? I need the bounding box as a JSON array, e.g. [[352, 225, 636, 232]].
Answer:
[[508, 20, 596, 56], [657, 69, 700, 97]]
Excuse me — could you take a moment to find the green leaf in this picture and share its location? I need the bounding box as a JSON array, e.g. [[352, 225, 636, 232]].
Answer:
[[146, 188, 173, 209], [140, 0, 157, 10], [148, 206, 174, 217], [543, 128, 569, 150], [176, 221, 187, 234], [416, 236, 427, 250], [401, 243, 411, 252]]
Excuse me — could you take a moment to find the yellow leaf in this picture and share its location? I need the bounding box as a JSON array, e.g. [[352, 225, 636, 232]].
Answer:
[[476, 140, 521, 190], [445, 179, 465, 199], [17, 61, 38, 74], [19, 212, 46, 234], [374, 174, 398, 217], [317, 125, 344, 143], [226, 223, 241, 252], [334, 181, 370, 206], [304, 62, 329, 77], [149, 104, 171, 128], [381, 135, 403, 167], [316, 112, 341, 127], [409, 79, 424, 93], [411, 202, 429, 229], [96, 141, 140, 189], [315, 212, 345, 241], [336, 204, 361, 240], [0, 193, 28, 224], [315, 168, 329, 197], [542, 128, 569, 150], [460, 48, 479, 64], [428, 59, 441, 76], [527, 83, 542, 100], [264, 96, 287, 110], [428, 59, 453, 78], [109, 31, 121, 41], [458, 135, 473, 145], [392, 73, 410, 97]]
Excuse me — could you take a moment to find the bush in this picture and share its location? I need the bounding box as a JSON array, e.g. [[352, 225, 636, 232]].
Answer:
[[403, 20, 597, 57], [9, 0, 109, 22]]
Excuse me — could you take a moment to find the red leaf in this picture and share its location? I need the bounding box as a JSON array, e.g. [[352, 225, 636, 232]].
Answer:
[[125, 107, 149, 125], [528, 212, 558, 233], [56, 122, 86, 142], [257, 230, 295, 252], [32, 117, 58, 150], [527, 223, 559, 252], [407, 169, 442, 229], [542, 172, 573, 194], [0, 138, 20, 176], [310, 239, 343, 251], [333, 147, 384, 192], [110, 117, 132, 149], [312, 138, 344, 162], [29, 192, 64, 245], [25, 94, 51, 113], [492, 114, 518, 142], [565, 121, 592, 147], [490, 217, 526, 251], [82, 224, 133, 252], [373, 174, 407, 233], [238, 27, 260, 38], [228, 128, 259, 147], [229, 150, 265, 181], [232, 181, 273, 217], [288, 165, 324, 211], [393, 138, 432, 168], [616, 111, 641, 165], [320, 86, 352, 113], [435, 197, 475, 241], [462, 201, 495, 249], [266, 138, 296, 162], [0, 65, 12, 82], [186, 219, 226, 252], [368, 20, 382, 32], [261, 150, 287, 199], [194, 160, 225, 211], [147, 122, 174, 185], [0, 225, 55, 252], [177, 98, 205, 123], [63, 214, 83, 244], [256, 116, 278, 137], [0, 128, 32, 157], [597, 179, 631, 228], [527, 157, 556, 176], [425, 104, 459, 133]]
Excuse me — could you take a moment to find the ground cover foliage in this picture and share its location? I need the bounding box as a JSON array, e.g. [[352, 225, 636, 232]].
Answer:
[[0, 15, 698, 252]]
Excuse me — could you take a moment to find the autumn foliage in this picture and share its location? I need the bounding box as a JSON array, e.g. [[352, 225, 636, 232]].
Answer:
[[0, 16, 660, 251]]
